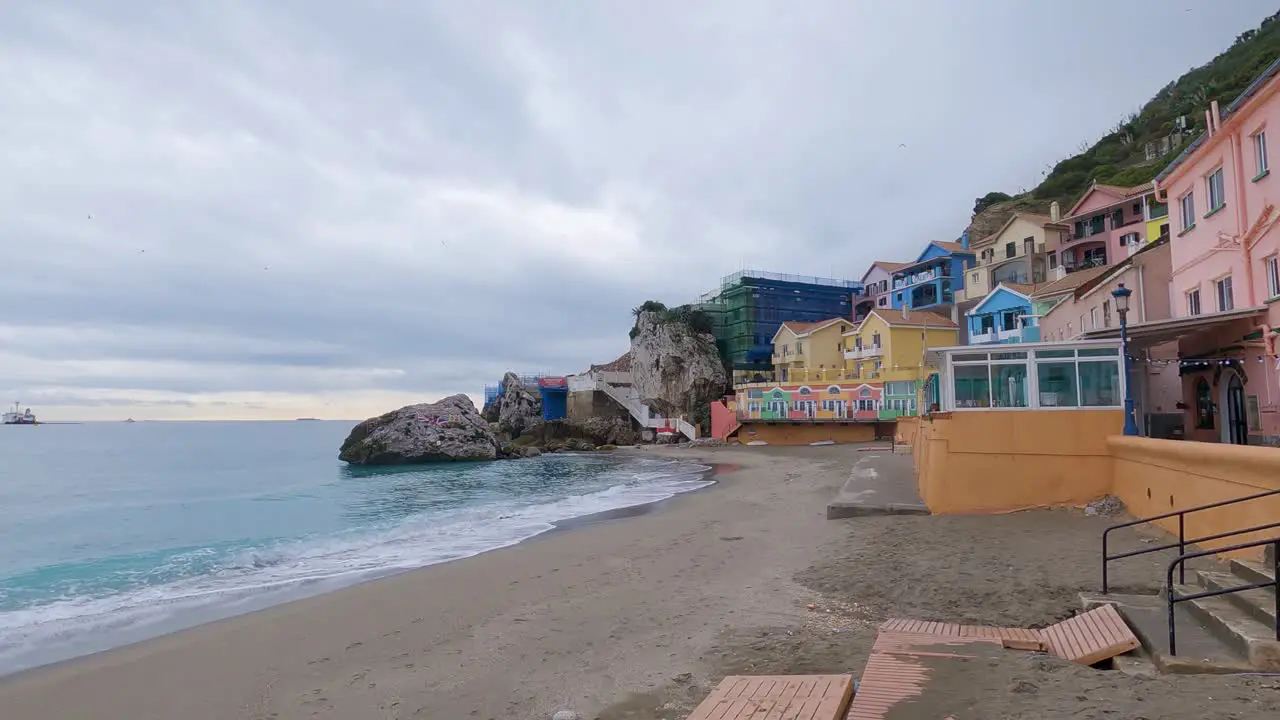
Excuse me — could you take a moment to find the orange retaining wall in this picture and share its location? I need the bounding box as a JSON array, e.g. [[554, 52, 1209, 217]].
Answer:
[[1109, 436, 1280, 560], [736, 422, 877, 446], [913, 410, 1122, 514], [895, 416, 920, 445]]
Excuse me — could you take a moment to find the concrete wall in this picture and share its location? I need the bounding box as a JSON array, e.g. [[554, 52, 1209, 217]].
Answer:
[[566, 390, 633, 423], [735, 422, 878, 446], [1110, 436, 1280, 560], [912, 409, 1122, 513]]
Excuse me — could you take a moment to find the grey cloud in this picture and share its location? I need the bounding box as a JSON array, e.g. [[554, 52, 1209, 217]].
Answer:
[[0, 0, 1275, 419]]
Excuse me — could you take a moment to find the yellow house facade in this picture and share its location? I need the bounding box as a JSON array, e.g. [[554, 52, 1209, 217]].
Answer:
[[843, 309, 959, 415], [770, 317, 853, 383], [957, 213, 1064, 302]]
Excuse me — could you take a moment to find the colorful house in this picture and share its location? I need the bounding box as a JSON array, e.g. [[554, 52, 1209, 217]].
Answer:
[[843, 308, 959, 417], [1040, 236, 1184, 439], [770, 317, 855, 382], [965, 283, 1041, 345], [1056, 181, 1166, 275], [735, 382, 885, 422], [888, 239, 976, 312], [854, 261, 908, 321], [959, 213, 1065, 302], [1085, 56, 1280, 446]]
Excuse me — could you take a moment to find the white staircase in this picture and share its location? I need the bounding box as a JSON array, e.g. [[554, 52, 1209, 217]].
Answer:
[[595, 377, 698, 441]]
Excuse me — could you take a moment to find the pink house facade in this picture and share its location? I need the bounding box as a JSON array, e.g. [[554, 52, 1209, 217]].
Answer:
[[854, 261, 906, 322], [1150, 57, 1280, 446], [1057, 182, 1167, 275]]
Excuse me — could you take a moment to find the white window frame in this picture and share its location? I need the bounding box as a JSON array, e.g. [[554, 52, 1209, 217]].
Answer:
[[1207, 168, 1226, 212], [1266, 255, 1280, 299], [941, 342, 1125, 412], [1187, 288, 1202, 316], [1255, 130, 1269, 177], [1215, 275, 1234, 312], [1179, 191, 1196, 231]]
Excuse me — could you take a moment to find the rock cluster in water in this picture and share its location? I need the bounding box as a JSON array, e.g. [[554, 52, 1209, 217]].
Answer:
[[338, 395, 506, 465]]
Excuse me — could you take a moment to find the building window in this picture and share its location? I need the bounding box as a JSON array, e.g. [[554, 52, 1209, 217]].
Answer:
[[1266, 255, 1279, 298], [1215, 275, 1234, 311], [1187, 288, 1201, 316], [1255, 131, 1269, 177], [1049, 251, 1057, 269], [1090, 215, 1105, 235], [1195, 377, 1214, 429], [948, 347, 1121, 410], [1132, 202, 1143, 217], [1090, 307, 1099, 329], [1111, 208, 1124, 229], [1180, 192, 1196, 231], [1120, 232, 1140, 246], [1207, 168, 1226, 212], [1103, 300, 1112, 328], [1074, 220, 1085, 239], [1005, 241, 1016, 258], [796, 341, 803, 354]]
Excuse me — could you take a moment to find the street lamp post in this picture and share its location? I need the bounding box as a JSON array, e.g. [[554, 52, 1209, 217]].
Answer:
[[1111, 283, 1140, 436]]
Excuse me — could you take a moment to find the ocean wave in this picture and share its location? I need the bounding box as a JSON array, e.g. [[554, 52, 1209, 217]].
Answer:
[[0, 456, 712, 675]]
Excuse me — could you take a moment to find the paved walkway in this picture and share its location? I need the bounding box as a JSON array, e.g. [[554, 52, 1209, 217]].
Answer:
[[825, 450, 927, 519]]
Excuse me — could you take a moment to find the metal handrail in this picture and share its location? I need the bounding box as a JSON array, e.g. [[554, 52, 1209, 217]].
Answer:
[[1165, 537, 1279, 656], [1102, 487, 1280, 593]]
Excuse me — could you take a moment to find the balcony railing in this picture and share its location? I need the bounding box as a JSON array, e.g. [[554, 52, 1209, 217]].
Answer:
[[970, 330, 996, 344], [997, 328, 1022, 341], [843, 345, 883, 360]]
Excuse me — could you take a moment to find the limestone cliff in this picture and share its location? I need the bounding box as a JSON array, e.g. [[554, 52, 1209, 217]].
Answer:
[[487, 371, 543, 437], [629, 310, 727, 419]]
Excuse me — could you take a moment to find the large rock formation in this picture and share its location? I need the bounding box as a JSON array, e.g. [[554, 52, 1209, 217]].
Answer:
[[518, 416, 638, 451], [488, 371, 543, 436], [339, 394, 501, 465], [630, 310, 728, 419]]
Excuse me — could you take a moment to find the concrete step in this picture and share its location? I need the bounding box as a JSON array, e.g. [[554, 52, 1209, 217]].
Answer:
[[1081, 592, 1255, 674], [1174, 584, 1280, 671], [1196, 569, 1278, 628], [1229, 557, 1277, 587]]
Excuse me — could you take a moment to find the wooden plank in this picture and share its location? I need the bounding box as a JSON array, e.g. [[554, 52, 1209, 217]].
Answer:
[[687, 675, 854, 720], [1039, 605, 1139, 666], [846, 631, 997, 720]]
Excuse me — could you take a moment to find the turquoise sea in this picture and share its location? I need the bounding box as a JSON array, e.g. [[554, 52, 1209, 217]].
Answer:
[[0, 421, 710, 676]]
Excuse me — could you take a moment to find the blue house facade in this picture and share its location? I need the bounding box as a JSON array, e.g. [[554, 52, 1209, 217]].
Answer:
[[889, 238, 976, 311], [965, 284, 1041, 345]]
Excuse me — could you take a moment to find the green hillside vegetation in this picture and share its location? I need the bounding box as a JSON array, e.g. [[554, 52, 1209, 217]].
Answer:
[[973, 9, 1280, 230]]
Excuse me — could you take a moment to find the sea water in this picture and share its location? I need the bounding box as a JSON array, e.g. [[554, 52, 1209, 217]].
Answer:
[[0, 421, 711, 675]]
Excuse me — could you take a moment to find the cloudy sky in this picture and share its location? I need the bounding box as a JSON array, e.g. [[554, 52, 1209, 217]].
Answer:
[[1, 1, 1275, 421]]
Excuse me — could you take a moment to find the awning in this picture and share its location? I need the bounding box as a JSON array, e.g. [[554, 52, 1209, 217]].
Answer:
[[1077, 306, 1267, 348]]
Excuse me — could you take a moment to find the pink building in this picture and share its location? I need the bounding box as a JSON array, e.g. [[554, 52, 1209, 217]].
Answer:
[[1038, 238, 1183, 437], [1057, 182, 1167, 274], [1142, 58, 1280, 446], [854, 261, 908, 322]]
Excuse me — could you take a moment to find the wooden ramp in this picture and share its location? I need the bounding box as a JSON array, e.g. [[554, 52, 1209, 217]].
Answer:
[[846, 631, 1002, 720], [880, 604, 1138, 666], [686, 674, 854, 720]]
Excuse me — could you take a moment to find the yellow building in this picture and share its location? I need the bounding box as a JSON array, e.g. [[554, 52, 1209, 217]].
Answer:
[[770, 317, 854, 382], [842, 309, 959, 415], [957, 213, 1065, 302]]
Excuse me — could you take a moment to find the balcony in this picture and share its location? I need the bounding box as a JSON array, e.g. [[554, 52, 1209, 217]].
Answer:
[[970, 330, 996, 344], [844, 345, 883, 360], [893, 268, 951, 290], [997, 328, 1022, 342]]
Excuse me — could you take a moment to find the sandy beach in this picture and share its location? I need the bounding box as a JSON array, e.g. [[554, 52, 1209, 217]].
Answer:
[[3, 443, 1278, 720]]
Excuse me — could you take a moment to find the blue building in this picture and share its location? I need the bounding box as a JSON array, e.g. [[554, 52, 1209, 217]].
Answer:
[[537, 377, 568, 420], [965, 283, 1041, 345], [703, 270, 864, 377], [889, 238, 976, 311]]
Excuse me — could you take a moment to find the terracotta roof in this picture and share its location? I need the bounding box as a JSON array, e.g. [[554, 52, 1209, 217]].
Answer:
[[874, 261, 910, 272], [931, 241, 969, 253], [778, 317, 848, 337], [1031, 266, 1112, 298], [871, 308, 958, 329], [591, 351, 632, 373], [1000, 282, 1040, 296]]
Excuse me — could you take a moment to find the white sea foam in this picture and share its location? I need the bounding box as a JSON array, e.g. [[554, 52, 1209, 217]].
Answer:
[[0, 458, 713, 676]]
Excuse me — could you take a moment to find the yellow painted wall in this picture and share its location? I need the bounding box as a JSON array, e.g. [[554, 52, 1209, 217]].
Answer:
[[1110, 437, 1280, 561], [844, 315, 957, 383], [735, 422, 878, 445], [774, 321, 850, 378], [913, 410, 1121, 514]]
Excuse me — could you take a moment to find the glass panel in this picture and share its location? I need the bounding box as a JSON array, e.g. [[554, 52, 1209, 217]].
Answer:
[[1078, 347, 1119, 357], [952, 353, 989, 363], [1078, 361, 1121, 407], [1037, 361, 1079, 407], [991, 363, 1029, 408], [1035, 349, 1075, 358], [989, 351, 1028, 361], [953, 365, 991, 408]]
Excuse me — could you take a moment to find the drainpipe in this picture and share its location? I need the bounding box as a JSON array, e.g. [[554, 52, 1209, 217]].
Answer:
[[1137, 265, 1147, 323], [1230, 131, 1258, 306]]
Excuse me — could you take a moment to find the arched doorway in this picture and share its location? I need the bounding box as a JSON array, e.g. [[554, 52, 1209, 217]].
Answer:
[[1220, 371, 1249, 445]]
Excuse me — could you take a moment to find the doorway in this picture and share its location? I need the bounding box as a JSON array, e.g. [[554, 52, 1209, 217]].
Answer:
[[1222, 373, 1249, 445]]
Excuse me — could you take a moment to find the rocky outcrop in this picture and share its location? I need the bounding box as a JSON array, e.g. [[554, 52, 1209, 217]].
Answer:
[[630, 311, 727, 418], [483, 372, 543, 436], [339, 395, 500, 465]]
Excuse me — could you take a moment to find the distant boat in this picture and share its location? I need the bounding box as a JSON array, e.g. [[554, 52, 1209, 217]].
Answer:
[[2, 402, 37, 425], [124, 418, 136, 423], [295, 417, 321, 422]]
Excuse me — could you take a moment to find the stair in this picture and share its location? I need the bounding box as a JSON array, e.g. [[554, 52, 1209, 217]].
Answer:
[[595, 379, 698, 441], [1087, 544, 1280, 673]]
